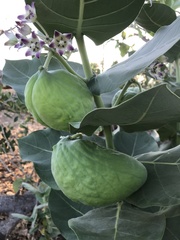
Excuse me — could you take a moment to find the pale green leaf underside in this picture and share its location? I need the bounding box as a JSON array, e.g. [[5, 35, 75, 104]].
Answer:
[[68, 202, 165, 240], [90, 17, 180, 94]]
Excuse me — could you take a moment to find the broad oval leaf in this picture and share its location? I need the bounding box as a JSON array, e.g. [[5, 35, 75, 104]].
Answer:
[[18, 128, 68, 189], [127, 145, 180, 208], [136, 3, 177, 33], [68, 202, 165, 240], [71, 84, 180, 135], [163, 216, 180, 240], [113, 130, 159, 156], [25, 0, 145, 45], [49, 189, 92, 240], [89, 17, 180, 94], [136, 3, 180, 61]]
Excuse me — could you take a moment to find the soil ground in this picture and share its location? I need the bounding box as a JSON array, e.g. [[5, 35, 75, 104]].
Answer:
[[0, 89, 48, 239], [0, 109, 42, 195]]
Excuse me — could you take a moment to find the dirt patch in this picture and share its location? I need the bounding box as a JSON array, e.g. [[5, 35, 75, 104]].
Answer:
[[0, 109, 43, 195], [0, 102, 45, 239], [0, 88, 66, 239]]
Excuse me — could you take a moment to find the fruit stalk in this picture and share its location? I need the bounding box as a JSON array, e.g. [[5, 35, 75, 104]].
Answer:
[[43, 51, 53, 70], [44, 46, 84, 80], [76, 34, 114, 149]]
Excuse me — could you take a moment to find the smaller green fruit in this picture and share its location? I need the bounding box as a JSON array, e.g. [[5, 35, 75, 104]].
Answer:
[[112, 87, 141, 106], [51, 136, 147, 207]]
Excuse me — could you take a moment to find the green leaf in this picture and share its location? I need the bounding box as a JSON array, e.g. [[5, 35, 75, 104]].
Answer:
[[113, 130, 159, 156], [2, 57, 84, 102], [13, 178, 24, 193], [49, 189, 92, 240], [68, 202, 166, 240], [26, 0, 145, 45], [157, 123, 176, 142], [89, 17, 180, 94], [71, 85, 180, 134], [2, 57, 45, 102], [163, 216, 180, 239], [136, 3, 180, 61], [119, 42, 130, 57], [136, 3, 177, 33], [18, 128, 68, 190], [164, 41, 180, 62], [127, 145, 180, 208], [163, 204, 180, 218]]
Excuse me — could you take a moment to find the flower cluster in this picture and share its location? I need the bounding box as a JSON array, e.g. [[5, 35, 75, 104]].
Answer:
[[4, 2, 75, 58], [148, 61, 168, 80]]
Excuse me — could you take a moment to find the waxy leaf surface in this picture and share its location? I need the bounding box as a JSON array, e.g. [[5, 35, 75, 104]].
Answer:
[[136, 3, 180, 61], [113, 130, 159, 156], [25, 0, 145, 45], [127, 145, 180, 208], [89, 17, 180, 94], [68, 202, 165, 240], [136, 3, 177, 32], [49, 189, 92, 240], [71, 84, 180, 134], [18, 128, 67, 189]]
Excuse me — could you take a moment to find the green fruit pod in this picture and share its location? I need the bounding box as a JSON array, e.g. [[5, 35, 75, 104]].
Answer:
[[24, 69, 94, 131], [24, 71, 48, 126], [112, 86, 141, 106], [51, 136, 147, 207]]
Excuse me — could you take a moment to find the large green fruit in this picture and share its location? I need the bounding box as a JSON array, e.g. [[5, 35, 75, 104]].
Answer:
[[51, 136, 147, 207], [24, 69, 94, 131]]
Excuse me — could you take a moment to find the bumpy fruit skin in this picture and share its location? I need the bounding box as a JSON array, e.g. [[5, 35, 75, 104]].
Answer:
[[51, 136, 147, 207], [24, 72, 48, 126], [24, 69, 94, 131]]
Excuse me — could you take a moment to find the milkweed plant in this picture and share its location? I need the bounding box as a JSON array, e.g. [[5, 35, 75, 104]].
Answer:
[[2, 1, 180, 239]]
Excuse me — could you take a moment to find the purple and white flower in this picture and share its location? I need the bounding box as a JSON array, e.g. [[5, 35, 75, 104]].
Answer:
[[4, 3, 76, 59], [4, 30, 18, 47], [24, 31, 45, 58], [16, 21, 32, 36], [17, 2, 37, 23], [49, 30, 75, 56], [148, 61, 168, 80]]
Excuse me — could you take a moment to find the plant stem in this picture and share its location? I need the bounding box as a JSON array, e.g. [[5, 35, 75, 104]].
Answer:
[[175, 58, 180, 145], [93, 94, 114, 149], [35, 20, 49, 38], [43, 46, 85, 80], [75, 34, 114, 149], [113, 79, 142, 107], [35, 19, 85, 80], [43, 51, 53, 70], [52, 49, 85, 80], [75, 34, 93, 80], [175, 58, 180, 83]]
